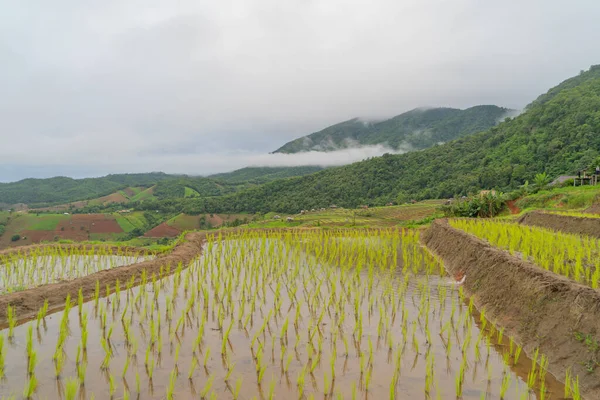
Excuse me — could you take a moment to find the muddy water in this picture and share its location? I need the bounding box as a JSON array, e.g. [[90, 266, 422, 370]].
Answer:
[[0, 254, 154, 293], [0, 231, 564, 399]]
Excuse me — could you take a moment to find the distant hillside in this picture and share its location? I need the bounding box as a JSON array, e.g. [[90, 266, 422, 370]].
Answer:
[[0, 172, 174, 206], [152, 177, 244, 200], [170, 65, 600, 214], [274, 105, 512, 153], [209, 166, 323, 184]]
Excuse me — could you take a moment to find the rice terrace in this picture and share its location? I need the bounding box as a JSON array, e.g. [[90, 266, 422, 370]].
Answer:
[[1, 185, 600, 399], [2, 7, 600, 399]]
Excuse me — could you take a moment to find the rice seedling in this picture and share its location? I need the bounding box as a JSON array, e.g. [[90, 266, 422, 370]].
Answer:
[[0, 229, 567, 399], [450, 219, 600, 288], [0, 247, 152, 294]]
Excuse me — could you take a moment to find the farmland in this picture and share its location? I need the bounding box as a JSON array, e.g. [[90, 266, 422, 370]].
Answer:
[[0, 213, 132, 249], [0, 229, 568, 399], [246, 202, 443, 229], [0, 196, 598, 398]]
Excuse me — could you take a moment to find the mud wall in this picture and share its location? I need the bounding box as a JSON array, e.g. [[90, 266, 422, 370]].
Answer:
[[518, 211, 600, 238], [0, 232, 205, 323], [422, 220, 600, 399]]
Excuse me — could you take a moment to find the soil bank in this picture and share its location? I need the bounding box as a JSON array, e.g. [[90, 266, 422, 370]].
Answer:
[[422, 219, 600, 399], [0, 232, 205, 324], [518, 210, 600, 238]]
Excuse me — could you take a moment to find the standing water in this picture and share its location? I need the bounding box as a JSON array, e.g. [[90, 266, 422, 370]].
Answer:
[[0, 229, 564, 399]]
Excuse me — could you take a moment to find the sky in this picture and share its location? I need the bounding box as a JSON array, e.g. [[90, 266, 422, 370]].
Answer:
[[1, 0, 599, 182]]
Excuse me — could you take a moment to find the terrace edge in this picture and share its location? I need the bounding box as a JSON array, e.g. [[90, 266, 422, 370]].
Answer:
[[0, 232, 206, 325], [518, 211, 600, 238], [422, 219, 600, 399]]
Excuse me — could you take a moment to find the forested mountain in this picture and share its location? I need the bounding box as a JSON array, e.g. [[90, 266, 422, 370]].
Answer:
[[0, 172, 174, 206], [273, 105, 512, 153], [158, 65, 600, 214], [209, 166, 323, 184]]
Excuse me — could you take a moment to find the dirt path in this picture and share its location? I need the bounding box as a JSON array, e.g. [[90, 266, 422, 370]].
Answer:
[[422, 220, 600, 399], [518, 210, 600, 238], [0, 232, 206, 324]]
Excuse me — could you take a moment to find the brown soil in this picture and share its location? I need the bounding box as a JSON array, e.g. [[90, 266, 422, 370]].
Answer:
[[97, 192, 128, 204], [422, 220, 600, 399], [144, 222, 181, 238], [0, 232, 205, 325], [0, 215, 126, 249], [506, 200, 521, 214], [122, 187, 137, 197], [585, 203, 600, 214], [518, 211, 600, 238]]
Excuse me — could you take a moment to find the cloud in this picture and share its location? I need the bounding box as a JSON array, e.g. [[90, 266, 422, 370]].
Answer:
[[1, 0, 599, 181], [0, 144, 401, 182]]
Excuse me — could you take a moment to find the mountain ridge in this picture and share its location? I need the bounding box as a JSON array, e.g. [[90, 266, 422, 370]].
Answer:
[[273, 105, 513, 153]]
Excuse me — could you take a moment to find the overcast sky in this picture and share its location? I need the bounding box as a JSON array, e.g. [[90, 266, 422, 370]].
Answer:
[[1, 0, 599, 182]]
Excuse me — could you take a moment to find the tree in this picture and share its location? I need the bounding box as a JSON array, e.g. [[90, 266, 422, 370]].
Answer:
[[11, 234, 20, 242], [534, 172, 551, 188]]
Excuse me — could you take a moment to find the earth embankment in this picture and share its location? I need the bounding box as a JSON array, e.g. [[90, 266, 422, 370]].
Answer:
[[518, 210, 600, 238], [422, 219, 600, 399], [0, 232, 206, 324]]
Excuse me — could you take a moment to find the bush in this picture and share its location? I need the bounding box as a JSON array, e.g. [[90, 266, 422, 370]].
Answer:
[[441, 193, 506, 218], [11, 234, 20, 242]]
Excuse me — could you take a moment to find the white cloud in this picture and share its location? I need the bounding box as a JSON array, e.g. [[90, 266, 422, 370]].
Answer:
[[0, 0, 599, 181]]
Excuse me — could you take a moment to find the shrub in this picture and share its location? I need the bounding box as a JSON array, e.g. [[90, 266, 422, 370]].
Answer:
[[11, 234, 20, 242], [441, 192, 506, 218]]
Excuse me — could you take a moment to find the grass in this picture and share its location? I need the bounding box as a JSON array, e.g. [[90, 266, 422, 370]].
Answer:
[[183, 187, 200, 198], [516, 185, 600, 211], [166, 214, 199, 230], [114, 212, 147, 232], [19, 214, 70, 231], [130, 186, 156, 202], [0, 212, 10, 225]]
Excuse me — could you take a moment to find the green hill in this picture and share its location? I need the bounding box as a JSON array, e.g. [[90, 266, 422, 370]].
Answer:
[[0, 172, 173, 206], [175, 65, 600, 214], [209, 166, 323, 184], [151, 177, 245, 200], [274, 105, 512, 153]]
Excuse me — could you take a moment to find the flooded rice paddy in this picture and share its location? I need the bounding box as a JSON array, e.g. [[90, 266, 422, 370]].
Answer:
[[0, 247, 154, 294], [0, 230, 565, 399]]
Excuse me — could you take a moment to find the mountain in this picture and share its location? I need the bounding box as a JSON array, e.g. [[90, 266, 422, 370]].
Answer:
[[172, 65, 600, 214], [209, 166, 323, 184], [273, 105, 512, 153], [0, 172, 174, 206]]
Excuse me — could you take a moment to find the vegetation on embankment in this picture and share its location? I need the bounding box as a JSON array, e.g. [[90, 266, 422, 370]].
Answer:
[[422, 219, 600, 399], [513, 181, 600, 210]]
